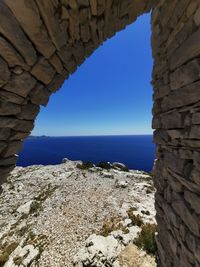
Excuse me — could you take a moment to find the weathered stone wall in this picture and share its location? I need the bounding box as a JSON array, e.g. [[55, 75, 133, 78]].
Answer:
[[0, 0, 200, 266], [152, 0, 200, 266]]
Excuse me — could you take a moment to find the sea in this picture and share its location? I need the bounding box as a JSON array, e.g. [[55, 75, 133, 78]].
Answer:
[[17, 135, 155, 172]]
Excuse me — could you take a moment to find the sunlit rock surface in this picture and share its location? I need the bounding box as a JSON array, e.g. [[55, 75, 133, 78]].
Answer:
[[0, 159, 156, 267]]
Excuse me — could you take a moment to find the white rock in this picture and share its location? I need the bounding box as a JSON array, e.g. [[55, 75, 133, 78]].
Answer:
[[113, 162, 126, 169], [73, 234, 121, 266], [115, 180, 128, 188], [16, 200, 34, 215], [102, 172, 114, 179], [62, 158, 69, 163], [4, 245, 39, 267], [121, 226, 141, 246], [123, 218, 132, 227]]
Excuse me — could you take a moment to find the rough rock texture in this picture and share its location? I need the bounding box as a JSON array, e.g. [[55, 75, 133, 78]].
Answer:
[[152, 1, 200, 266], [0, 160, 156, 267], [0, 0, 200, 266]]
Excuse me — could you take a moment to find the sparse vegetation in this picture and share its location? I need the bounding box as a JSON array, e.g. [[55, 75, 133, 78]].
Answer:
[[34, 185, 58, 202], [99, 216, 129, 237], [0, 241, 19, 266], [134, 223, 157, 255], [118, 244, 156, 267], [30, 201, 42, 215], [141, 210, 150, 216], [120, 166, 129, 172], [146, 185, 155, 194], [96, 162, 112, 170], [77, 161, 94, 170], [149, 170, 154, 178], [13, 255, 23, 265], [16, 225, 30, 237], [127, 208, 143, 227]]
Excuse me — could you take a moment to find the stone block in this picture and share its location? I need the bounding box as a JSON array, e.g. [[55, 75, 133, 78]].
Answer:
[[35, 0, 66, 49], [9, 131, 30, 141], [17, 103, 40, 120], [29, 83, 51, 106], [31, 57, 56, 85], [47, 74, 66, 93], [0, 101, 21, 116], [170, 28, 200, 70], [172, 191, 199, 236], [0, 89, 25, 105], [170, 59, 200, 90], [194, 7, 200, 26], [13, 119, 34, 132], [161, 111, 183, 129], [184, 190, 200, 214], [80, 23, 91, 43], [0, 128, 10, 140], [77, 0, 89, 7], [0, 36, 27, 68], [4, 72, 36, 98], [2, 140, 23, 157], [191, 168, 200, 186], [0, 165, 15, 185], [162, 81, 200, 111], [49, 54, 64, 74], [0, 117, 18, 128], [4, 0, 56, 58], [0, 2, 37, 66], [192, 113, 200, 125], [0, 141, 7, 153], [89, 0, 97, 15], [189, 125, 200, 139], [0, 155, 18, 166], [0, 57, 10, 86]]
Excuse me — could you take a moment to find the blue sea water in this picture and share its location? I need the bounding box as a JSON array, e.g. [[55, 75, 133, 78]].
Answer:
[[17, 135, 155, 172]]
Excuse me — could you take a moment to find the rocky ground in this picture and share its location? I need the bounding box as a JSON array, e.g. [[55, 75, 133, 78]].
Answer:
[[0, 159, 157, 267]]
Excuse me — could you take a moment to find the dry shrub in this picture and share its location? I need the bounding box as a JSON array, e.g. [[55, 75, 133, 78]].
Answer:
[[0, 241, 18, 266], [127, 208, 143, 227], [119, 244, 156, 267], [99, 216, 129, 237]]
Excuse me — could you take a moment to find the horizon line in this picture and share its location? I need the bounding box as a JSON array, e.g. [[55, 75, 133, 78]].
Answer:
[[30, 133, 153, 137]]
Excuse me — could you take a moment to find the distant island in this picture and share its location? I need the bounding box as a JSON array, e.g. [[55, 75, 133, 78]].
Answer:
[[28, 135, 50, 139]]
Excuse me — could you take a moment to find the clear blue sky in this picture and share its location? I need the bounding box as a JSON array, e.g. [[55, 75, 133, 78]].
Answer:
[[32, 14, 153, 136]]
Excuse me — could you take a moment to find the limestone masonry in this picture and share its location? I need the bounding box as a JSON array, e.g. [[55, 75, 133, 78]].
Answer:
[[0, 0, 200, 266]]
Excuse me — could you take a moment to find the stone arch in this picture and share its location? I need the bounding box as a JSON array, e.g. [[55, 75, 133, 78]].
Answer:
[[0, 0, 200, 266]]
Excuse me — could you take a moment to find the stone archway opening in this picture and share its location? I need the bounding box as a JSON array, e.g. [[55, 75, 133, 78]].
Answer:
[[0, 1, 200, 266], [17, 13, 154, 172]]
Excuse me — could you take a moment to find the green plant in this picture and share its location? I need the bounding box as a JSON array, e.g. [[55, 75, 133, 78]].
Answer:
[[30, 201, 42, 215], [121, 166, 129, 172], [96, 162, 112, 170], [134, 223, 157, 255], [77, 161, 94, 170]]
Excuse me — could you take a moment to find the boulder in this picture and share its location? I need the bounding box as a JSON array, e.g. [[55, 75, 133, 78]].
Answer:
[[73, 234, 121, 267], [16, 200, 34, 215], [113, 162, 127, 170]]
